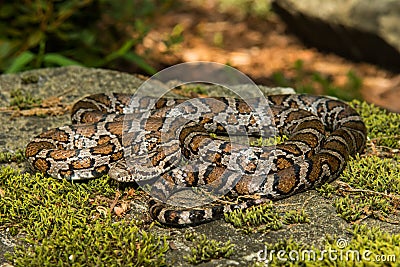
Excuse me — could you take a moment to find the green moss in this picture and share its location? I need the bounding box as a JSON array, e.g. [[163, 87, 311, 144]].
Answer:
[[0, 149, 25, 164], [0, 167, 109, 236], [256, 224, 399, 266], [183, 232, 235, 264], [20, 73, 40, 84], [179, 84, 209, 95], [316, 155, 400, 223], [315, 183, 338, 199], [0, 166, 169, 266], [9, 221, 169, 266], [210, 133, 287, 147], [344, 224, 399, 263], [351, 100, 400, 149], [282, 210, 310, 225], [9, 89, 42, 110], [224, 201, 309, 233], [346, 155, 399, 192], [250, 135, 288, 147], [333, 194, 392, 222]]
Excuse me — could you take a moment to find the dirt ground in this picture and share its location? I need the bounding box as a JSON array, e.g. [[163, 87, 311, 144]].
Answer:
[[136, 0, 400, 112]]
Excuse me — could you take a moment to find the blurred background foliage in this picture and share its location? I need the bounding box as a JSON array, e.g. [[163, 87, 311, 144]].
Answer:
[[216, 0, 271, 19], [0, 0, 374, 105], [272, 59, 362, 100], [0, 0, 179, 74]]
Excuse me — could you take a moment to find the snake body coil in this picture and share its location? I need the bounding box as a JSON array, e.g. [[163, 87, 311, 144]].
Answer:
[[26, 93, 367, 225]]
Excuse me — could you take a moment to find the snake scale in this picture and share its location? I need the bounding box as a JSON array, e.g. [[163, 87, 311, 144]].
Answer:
[[25, 93, 367, 225]]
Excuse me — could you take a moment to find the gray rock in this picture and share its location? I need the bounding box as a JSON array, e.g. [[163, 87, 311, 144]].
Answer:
[[272, 0, 400, 69]]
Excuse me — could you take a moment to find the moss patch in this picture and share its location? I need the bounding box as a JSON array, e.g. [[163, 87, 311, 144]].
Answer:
[[224, 201, 309, 234], [183, 232, 235, 264], [9, 89, 42, 110], [10, 220, 169, 266], [351, 100, 400, 149], [316, 100, 400, 223], [0, 150, 25, 164], [178, 84, 210, 96], [255, 224, 399, 266], [0, 167, 169, 266], [317, 154, 400, 223], [250, 135, 288, 147]]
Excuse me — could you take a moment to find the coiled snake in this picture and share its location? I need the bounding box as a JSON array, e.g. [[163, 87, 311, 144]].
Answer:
[[25, 93, 367, 225]]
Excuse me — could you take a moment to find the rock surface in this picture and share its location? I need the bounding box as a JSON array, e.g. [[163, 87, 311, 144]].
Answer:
[[0, 67, 394, 266], [272, 0, 400, 69]]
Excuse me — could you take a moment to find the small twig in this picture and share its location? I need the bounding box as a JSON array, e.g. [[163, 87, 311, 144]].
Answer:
[[301, 195, 317, 211], [369, 135, 400, 141], [336, 181, 400, 202], [109, 190, 121, 212]]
